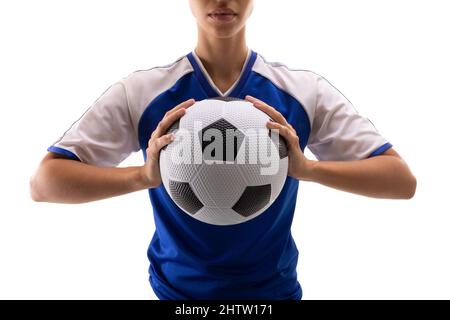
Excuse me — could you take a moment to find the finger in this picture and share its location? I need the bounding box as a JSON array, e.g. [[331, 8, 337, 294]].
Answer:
[[246, 96, 288, 126], [266, 121, 290, 138], [245, 95, 257, 103], [152, 108, 186, 140], [245, 94, 271, 105], [256, 103, 288, 126], [166, 98, 196, 117], [160, 107, 187, 133], [149, 133, 175, 157], [245, 95, 271, 108], [266, 121, 299, 148]]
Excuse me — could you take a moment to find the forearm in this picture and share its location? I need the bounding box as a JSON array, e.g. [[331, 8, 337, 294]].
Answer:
[[301, 156, 417, 199], [30, 159, 150, 204]]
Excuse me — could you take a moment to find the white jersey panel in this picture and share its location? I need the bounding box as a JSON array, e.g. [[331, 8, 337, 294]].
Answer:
[[50, 56, 193, 167], [308, 76, 390, 161], [253, 55, 390, 161], [51, 81, 139, 167]]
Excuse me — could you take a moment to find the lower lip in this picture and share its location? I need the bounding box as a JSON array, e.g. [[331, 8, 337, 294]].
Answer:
[[208, 14, 237, 23]]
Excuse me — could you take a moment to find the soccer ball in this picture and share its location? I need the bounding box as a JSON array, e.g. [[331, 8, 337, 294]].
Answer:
[[159, 98, 288, 226]]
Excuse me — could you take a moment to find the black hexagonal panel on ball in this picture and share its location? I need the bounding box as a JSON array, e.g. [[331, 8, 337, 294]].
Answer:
[[199, 118, 245, 162], [232, 184, 271, 217], [169, 180, 203, 215]]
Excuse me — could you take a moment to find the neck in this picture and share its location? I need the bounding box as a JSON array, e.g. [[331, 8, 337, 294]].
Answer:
[[194, 28, 249, 81]]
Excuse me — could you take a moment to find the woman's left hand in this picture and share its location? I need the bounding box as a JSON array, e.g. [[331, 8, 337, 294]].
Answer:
[[245, 95, 314, 181]]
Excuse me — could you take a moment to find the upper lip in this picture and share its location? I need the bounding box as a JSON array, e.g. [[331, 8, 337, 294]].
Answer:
[[208, 8, 237, 15]]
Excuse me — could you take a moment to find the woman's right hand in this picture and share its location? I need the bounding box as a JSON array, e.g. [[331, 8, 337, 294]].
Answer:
[[140, 98, 196, 189]]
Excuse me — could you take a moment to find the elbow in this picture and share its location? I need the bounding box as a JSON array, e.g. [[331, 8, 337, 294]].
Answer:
[[29, 172, 48, 202], [29, 175, 43, 202], [403, 175, 417, 200], [395, 159, 417, 200]]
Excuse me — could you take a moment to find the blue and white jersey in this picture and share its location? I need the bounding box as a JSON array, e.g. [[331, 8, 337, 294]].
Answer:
[[48, 49, 392, 300]]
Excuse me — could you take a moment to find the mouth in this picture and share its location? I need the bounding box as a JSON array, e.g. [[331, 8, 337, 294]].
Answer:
[[207, 8, 238, 22], [208, 8, 237, 15]]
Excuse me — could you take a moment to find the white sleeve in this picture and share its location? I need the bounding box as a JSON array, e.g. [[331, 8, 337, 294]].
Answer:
[[307, 76, 392, 161], [47, 81, 140, 167]]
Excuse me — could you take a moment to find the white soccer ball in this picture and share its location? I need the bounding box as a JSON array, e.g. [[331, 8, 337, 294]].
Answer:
[[159, 98, 288, 226]]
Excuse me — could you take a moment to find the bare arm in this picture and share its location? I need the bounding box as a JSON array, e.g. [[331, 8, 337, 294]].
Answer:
[[29, 152, 151, 204], [301, 148, 417, 199], [30, 99, 195, 204]]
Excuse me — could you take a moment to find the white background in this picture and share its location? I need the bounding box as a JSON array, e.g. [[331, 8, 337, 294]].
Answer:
[[0, 0, 448, 299]]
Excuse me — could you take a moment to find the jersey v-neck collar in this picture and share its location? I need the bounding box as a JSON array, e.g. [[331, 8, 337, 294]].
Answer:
[[187, 48, 257, 98]]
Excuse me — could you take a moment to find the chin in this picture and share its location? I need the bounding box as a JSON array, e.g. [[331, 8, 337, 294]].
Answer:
[[200, 20, 243, 39], [209, 26, 243, 39]]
